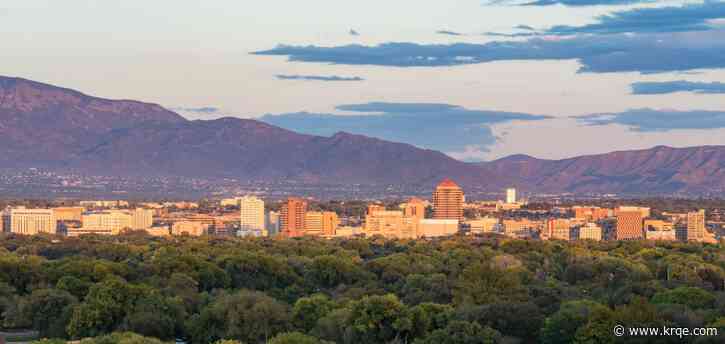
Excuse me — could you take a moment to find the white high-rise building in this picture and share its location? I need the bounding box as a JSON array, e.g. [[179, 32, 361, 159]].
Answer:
[[506, 188, 517, 204], [240, 196, 265, 235], [2, 208, 56, 235]]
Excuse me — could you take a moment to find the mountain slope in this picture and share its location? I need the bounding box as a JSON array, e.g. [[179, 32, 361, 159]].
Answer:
[[75, 118, 492, 185], [480, 145, 725, 194], [0, 76, 492, 186], [0, 76, 184, 166], [2, 76, 724, 195]]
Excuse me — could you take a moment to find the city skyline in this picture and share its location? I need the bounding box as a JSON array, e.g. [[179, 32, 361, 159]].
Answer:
[[3, 1, 725, 161]]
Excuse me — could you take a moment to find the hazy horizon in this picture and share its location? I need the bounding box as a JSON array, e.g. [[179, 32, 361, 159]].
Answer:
[[3, 0, 725, 161]]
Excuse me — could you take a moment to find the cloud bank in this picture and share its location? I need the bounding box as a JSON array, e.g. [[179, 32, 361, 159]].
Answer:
[[253, 30, 725, 74], [631, 80, 725, 94], [545, 2, 725, 35], [275, 75, 364, 81], [578, 108, 725, 131], [488, 0, 656, 6], [261, 102, 550, 161]]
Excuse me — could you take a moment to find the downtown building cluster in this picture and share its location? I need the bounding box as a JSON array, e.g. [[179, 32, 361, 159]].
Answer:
[[0, 178, 721, 243]]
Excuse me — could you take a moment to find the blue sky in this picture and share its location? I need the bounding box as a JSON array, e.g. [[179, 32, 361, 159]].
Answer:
[[2, 0, 725, 161]]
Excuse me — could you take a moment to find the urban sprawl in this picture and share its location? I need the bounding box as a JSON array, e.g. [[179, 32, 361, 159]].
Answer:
[[1, 178, 721, 244]]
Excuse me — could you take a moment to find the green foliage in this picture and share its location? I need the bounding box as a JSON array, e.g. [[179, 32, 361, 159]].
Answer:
[[454, 261, 527, 305], [292, 294, 336, 332], [24, 288, 78, 338], [0, 233, 723, 343], [187, 289, 291, 344], [540, 300, 613, 344], [651, 286, 717, 309], [346, 294, 412, 343], [268, 331, 332, 344], [414, 320, 503, 344], [78, 332, 169, 343]]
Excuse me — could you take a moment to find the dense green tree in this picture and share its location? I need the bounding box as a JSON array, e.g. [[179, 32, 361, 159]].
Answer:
[[187, 289, 291, 344], [346, 294, 413, 343], [24, 288, 78, 338], [268, 332, 332, 344], [651, 287, 717, 309], [454, 262, 527, 305], [292, 294, 336, 332], [414, 320, 503, 344], [540, 300, 611, 344]]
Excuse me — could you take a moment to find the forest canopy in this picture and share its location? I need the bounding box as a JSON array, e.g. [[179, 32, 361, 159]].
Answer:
[[0, 232, 721, 343]]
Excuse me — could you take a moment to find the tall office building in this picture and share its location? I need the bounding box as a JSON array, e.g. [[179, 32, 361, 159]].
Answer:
[[266, 211, 280, 235], [2, 208, 56, 235], [616, 211, 644, 240], [686, 209, 706, 242], [239, 196, 265, 234], [506, 188, 517, 204], [433, 178, 464, 220], [281, 197, 307, 237], [403, 197, 426, 219], [305, 211, 339, 236]]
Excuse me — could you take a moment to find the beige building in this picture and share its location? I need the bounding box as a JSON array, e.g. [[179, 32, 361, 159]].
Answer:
[[402, 198, 426, 219], [2, 208, 56, 235], [130, 208, 154, 230], [172, 221, 208, 236], [577, 223, 603, 241], [52, 207, 85, 222], [418, 219, 459, 238], [467, 217, 499, 234], [79, 200, 129, 208], [82, 210, 131, 235], [67, 227, 114, 237], [687, 209, 706, 242], [145, 226, 171, 237], [334, 226, 363, 237], [548, 219, 573, 241], [364, 210, 418, 239], [644, 219, 677, 241], [503, 219, 541, 238], [239, 196, 265, 235], [305, 211, 339, 236]]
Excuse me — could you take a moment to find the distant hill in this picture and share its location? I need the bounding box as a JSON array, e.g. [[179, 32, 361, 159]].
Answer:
[[1, 75, 723, 195], [479, 145, 725, 194], [0, 76, 491, 187]]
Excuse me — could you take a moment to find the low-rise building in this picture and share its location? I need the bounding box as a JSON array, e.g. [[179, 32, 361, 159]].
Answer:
[[2, 208, 56, 235], [577, 223, 603, 241], [418, 219, 459, 238], [467, 217, 499, 234], [172, 221, 208, 236]]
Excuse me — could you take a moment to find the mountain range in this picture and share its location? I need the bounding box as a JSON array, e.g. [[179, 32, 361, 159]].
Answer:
[[1, 75, 723, 195]]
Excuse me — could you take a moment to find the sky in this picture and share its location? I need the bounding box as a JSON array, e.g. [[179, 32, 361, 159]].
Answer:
[[2, 0, 725, 161]]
